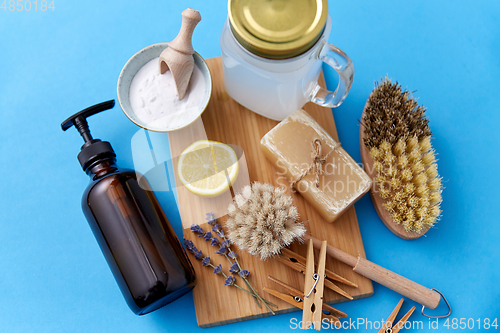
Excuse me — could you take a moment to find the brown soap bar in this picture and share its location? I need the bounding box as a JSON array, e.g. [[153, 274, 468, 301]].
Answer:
[[260, 110, 371, 223]]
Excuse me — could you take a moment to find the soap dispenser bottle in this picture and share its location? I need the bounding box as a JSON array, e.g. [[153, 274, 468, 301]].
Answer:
[[61, 100, 196, 315]]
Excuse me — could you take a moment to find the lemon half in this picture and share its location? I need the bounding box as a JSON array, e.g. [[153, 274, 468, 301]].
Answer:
[[177, 140, 239, 197]]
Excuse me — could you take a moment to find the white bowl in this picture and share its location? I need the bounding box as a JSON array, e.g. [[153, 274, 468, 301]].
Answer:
[[117, 42, 212, 132]]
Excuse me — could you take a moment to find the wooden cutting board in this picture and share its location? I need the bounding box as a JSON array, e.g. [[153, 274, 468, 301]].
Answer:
[[168, 57, 373, 328]]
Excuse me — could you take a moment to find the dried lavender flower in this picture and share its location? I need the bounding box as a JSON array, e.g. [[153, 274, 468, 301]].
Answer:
[[206, 212, 217, 226], [239, 270, 250, 278], [213, 264, 222, 274], [194, 250, 203, 260], [184, 235, 276, 315], [210, 238, 219, 246], [222, 239, 231, 248], [215, 246, 228, 255], [190, 224, 205, 237], [203, 232, 213, 241], [184, 239, 195, 252], [224, 276, 235, 286], [212, 224, 225, 237], [202, 256, 211, 267], [225, 182, 306, 260], [229, 263, 240, 274], [228, 251, 237, 259]]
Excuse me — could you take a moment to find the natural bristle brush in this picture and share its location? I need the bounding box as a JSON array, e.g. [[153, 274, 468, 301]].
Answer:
[[360, 78, 443, 239], [226, 182, 306, 260], [224, 182, 448, 311]]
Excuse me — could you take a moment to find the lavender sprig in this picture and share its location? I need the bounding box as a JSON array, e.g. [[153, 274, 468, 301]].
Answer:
[[192, 216, 276, 314], [184, 240, 261, 297], [191, 222, 261, 308], [210, 221, 275, 314]]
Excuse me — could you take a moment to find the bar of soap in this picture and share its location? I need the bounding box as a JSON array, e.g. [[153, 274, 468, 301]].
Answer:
[[260, 110, 371, 223]]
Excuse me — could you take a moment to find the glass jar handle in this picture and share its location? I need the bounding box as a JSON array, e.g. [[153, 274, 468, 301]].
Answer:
[[310, 42, 354, 108]]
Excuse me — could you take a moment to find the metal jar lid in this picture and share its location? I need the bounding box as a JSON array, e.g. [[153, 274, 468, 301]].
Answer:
[[228, 0, 328, 59]]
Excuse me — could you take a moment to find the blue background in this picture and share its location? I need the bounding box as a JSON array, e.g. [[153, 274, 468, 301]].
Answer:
[[1, 0, 499, 332]]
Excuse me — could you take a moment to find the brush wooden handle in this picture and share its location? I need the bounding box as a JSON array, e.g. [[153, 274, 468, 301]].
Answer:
[[304, 234, 441, 309], [168, 8, 201, 55], [304, 234, 358, 266], [353, 257, 440, 310]]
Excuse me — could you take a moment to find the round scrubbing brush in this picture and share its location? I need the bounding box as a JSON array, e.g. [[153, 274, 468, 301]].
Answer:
[[360, 78, 442, 239], [225, 182, 306, 260]]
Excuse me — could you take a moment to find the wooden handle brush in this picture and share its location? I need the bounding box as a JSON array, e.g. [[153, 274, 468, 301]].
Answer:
[[304, 234, 441, 310], [359, 78, 443, 239], [225, 182, 442, 310]]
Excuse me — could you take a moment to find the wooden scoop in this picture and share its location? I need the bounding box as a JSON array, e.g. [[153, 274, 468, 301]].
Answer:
[[159, 8, 201, 100]]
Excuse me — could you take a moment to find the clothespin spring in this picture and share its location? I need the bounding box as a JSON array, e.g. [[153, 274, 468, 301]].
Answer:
[[305, 273, 319, 298]]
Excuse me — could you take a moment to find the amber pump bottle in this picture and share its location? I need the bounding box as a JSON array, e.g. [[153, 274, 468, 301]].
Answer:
[[61, 100, 196, 315]]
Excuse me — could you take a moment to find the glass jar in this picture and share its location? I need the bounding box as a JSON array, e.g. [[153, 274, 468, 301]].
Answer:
[[220, 0, 354, 121]]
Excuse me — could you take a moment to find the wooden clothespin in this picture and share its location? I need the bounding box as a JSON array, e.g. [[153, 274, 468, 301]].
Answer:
[[265, 275, 347, 321], [280, 248, 358, 288], [302, 239, 327, 331], [275, 247, 354, 300], [378, 298, 416, 333], [263, 286, 341, 326]]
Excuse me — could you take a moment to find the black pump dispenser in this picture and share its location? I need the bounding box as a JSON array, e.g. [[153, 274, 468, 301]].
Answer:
[[61, 100, 116, 171], [60, 100, 196, 315]]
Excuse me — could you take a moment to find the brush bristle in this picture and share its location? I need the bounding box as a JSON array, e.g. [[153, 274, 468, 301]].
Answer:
[[363, 78, 442, 234], [225, 182, 306, 260], [363, 78, 431, 149]]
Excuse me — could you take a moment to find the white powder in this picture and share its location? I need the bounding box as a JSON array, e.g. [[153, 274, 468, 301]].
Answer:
[[129, 57, 206, 130]]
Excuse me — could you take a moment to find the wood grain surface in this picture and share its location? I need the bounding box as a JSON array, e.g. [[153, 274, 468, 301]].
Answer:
[[168, 57, 373, 328]]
